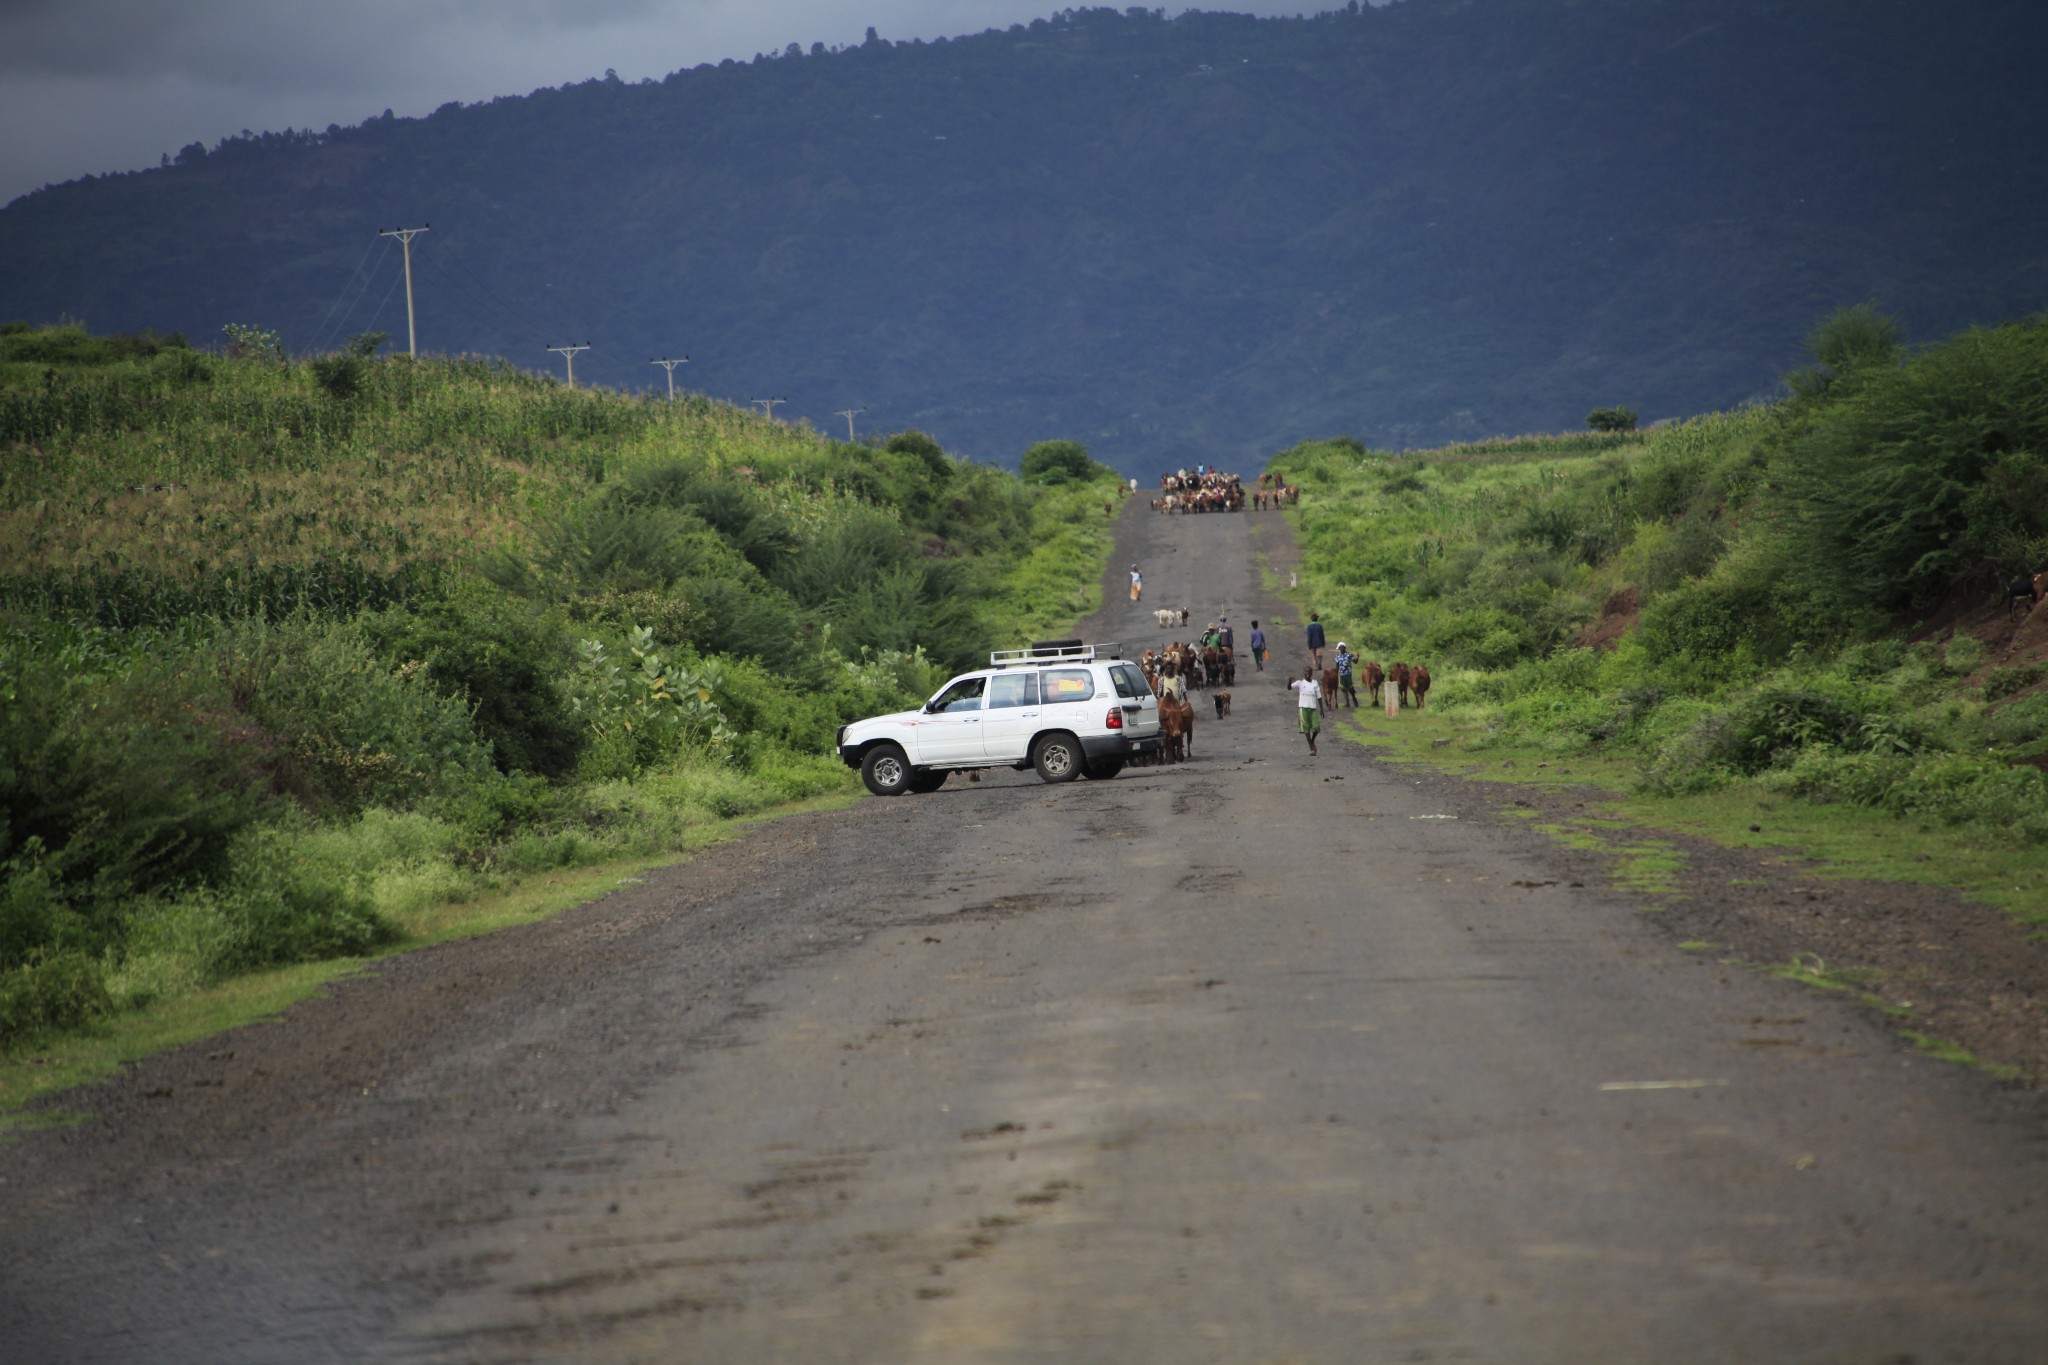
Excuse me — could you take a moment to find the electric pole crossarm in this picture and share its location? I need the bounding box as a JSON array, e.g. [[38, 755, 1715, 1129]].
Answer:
[[834, 407, 866, 442], [650, 355, 690, 400], [548, 343, 591, 389], [377, 224, 430, 358]]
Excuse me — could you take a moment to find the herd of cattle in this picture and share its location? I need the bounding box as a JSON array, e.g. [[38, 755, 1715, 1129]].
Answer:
[[1148, 470, 1303, 514], [1126, 637, 1432, 766], [1318, 659, 1432, 714]]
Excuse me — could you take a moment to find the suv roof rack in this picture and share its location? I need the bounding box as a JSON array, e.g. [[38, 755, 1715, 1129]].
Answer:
[[990, 640, 1124, 668]]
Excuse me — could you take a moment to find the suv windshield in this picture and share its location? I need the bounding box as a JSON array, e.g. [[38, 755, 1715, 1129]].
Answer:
[[1109, 663, 1149, 699]]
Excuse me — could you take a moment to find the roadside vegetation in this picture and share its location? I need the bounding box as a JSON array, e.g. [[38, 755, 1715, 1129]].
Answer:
[[1273, 309, 2048, 917], [0, 323, 1122, 1053]]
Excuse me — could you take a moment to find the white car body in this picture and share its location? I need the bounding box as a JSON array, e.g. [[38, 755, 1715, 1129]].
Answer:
[[836, 642, 1162, 793]]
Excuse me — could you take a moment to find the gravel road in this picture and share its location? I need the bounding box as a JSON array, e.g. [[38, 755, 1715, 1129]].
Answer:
[[5, 497, 2046, 1363]]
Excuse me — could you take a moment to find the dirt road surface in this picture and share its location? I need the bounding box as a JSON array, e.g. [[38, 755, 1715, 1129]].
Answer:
[[5, 499, 2047, 1363]]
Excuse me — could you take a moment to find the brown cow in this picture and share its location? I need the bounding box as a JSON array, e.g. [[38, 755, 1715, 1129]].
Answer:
[[1388, 661, 1412, 707], [1319, 665, 1340, 714], [1359, 659, 1385, 705], [1157, 700, 1185, 764], [1410, 663, 1432, 708], [1212, 689, 1232, 719], [1178, 694, 1196, 758]]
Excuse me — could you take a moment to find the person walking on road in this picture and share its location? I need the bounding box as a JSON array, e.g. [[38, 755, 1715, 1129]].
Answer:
[[1129, 563, 1143, 602], [1248, 620, 1266, 671], [1290, 668, 1323, 755], [1306, 612, 1326, 670]]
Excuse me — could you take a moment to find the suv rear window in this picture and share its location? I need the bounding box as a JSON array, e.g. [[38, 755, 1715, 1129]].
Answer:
[[1042, 668, 1095, 702], [1109, 663, 1149, 699]]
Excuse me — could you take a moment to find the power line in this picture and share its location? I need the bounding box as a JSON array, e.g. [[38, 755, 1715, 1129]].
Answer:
[[360, 259, 407, 343], [304, 237, 381, 354]]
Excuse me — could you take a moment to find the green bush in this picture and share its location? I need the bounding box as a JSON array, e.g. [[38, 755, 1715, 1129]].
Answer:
[[1020, 439, 1097, 485], [1774, 319, 2048, 611], [362, 584, 584, 780], [0, 948, 113, 1047], [223, 617, 496, 813], [212, 826, 396, 971], [1, 643, 265, 920]]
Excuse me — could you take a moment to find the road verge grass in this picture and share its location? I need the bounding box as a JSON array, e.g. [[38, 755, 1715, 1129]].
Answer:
[[0, 789, 857, 1129], [1333, 704, 2048, 925]]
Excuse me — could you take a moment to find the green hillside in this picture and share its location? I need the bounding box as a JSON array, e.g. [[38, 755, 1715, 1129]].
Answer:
[[1273, 309, 2048, 908], [2, 1, 2044, 476], [0, 324, 1121, 1048]]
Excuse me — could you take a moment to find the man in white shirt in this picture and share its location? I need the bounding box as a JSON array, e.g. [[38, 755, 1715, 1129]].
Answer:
[[1289, 669, 1322, 755]]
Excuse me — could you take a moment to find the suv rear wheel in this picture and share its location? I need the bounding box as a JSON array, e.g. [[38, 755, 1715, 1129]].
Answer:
[[861, 744, 912, 796], [1031, 732, 1083, 784]]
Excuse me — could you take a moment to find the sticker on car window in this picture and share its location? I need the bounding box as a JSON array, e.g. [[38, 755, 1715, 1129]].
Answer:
[[1043, 669, 1094, 700]]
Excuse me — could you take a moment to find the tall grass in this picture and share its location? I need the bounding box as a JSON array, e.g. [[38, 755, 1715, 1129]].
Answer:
[[0, 327, 1122, 1049], [1273, 317, 2048, 852]]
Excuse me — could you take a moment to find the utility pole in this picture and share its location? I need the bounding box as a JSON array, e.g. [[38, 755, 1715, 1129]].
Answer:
[[548, 343, 591, 388], [649, 355, 689, 400], [377, 224, 429, 358], [750, 397, 788, 420], [834, 406, 866, 442]]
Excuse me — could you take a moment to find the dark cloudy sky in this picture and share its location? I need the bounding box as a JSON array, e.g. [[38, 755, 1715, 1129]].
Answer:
[[1, 1, 1348, 207]]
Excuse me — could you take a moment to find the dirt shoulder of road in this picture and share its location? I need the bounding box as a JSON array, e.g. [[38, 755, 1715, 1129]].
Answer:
[[1248, 509, 2048, 1090]]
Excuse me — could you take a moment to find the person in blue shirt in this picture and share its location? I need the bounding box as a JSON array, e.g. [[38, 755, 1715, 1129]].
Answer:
[[1306, 612, 1326, 669], [1333, 641, 1358, 707], [1247, 620, 1266, 671]]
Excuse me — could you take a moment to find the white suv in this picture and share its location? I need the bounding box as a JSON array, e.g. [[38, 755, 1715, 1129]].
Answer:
[[836, 641, 1163, 795]]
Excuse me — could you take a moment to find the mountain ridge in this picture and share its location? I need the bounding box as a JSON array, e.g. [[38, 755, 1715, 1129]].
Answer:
[[3, 0, 2044, 476]]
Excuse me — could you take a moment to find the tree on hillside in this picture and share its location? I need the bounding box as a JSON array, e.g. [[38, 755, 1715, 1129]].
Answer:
[[1788, 303, 1905, 400], [1587, 406, 1638, 432], [1020, 440, 1095, 485]]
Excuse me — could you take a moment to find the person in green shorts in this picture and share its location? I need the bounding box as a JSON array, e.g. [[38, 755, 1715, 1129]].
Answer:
[[1289, 668, 1323, 755]]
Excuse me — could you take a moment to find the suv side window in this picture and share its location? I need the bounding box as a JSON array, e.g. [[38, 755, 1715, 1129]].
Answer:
[[1109, 663, 1148, 699], [929, 676, 988, 713], [988, 671, 1040, 709], [1042, 668, 1095, 703]]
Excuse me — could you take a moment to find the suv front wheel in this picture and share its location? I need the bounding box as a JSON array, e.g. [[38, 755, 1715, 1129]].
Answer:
[[861, 744, 912, 796], [1031, 732, 1084, 784]]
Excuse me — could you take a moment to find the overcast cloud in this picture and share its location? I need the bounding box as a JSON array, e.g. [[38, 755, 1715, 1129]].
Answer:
[[1, 1, 1337, 206]]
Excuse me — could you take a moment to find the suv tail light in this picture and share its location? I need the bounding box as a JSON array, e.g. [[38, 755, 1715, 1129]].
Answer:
[[1104, 707, 1123, 729]]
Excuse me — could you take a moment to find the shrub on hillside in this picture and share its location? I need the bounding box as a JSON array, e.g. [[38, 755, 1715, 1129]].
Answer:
[[1020, 440, 1097, 485], [221, 617, 496, 813], [211, 826, 395, 970], [362, 584, 584, 780], [1774, 319, 2048, 612], [1, 643, 265, 930], [0, 947, 113, 1047]]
